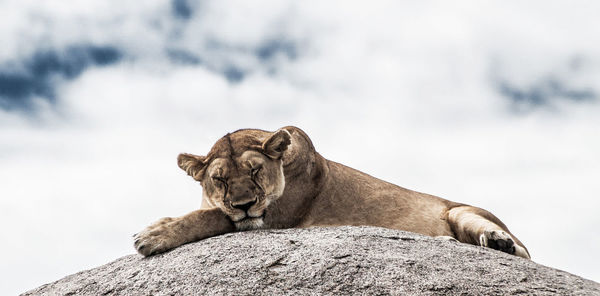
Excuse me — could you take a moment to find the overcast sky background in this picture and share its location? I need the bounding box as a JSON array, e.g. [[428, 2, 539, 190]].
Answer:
[[1, 0, 599, 294]]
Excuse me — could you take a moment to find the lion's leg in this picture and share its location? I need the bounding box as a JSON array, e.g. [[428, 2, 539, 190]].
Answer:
[[447, 206, 530, 259], [436, 235, 458, 242], [134, 207, 234, 256]]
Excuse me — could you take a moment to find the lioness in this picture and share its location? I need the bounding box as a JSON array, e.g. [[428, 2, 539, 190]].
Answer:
[[134, 126, 530, 259]]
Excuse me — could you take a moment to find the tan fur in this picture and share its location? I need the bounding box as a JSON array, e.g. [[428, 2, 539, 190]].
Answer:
[[134, 126, 530, 259]]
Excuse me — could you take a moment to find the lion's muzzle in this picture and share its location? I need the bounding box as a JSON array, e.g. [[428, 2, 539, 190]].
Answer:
[[231, 199, 257, 212], [229, 197, 266, 230]]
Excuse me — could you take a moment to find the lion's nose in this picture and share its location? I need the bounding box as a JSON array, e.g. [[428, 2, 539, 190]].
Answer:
[[232, 199, 256, 212]]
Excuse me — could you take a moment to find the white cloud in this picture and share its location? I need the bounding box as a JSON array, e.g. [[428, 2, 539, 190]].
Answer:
[[1, 1, 600, 294]]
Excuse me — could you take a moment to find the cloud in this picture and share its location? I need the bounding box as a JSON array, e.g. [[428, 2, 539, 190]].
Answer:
[[1, 1, 600, 294], [171, 0, 194, 20], [497, 78, 597, 106], [255, 38, 299, 62], [490, 55, 599, 112], [0, 44, 122, 110]]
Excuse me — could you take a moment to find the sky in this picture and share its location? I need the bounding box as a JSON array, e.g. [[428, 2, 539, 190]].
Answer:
[[1, 0, 599, 294]]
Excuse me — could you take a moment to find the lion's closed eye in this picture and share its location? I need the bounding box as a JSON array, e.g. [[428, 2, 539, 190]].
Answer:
[[212, 176, 227, 188], [251, 166, 261, 179]]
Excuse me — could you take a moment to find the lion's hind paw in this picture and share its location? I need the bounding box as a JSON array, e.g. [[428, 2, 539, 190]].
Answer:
[[479, 230, 516, 255]]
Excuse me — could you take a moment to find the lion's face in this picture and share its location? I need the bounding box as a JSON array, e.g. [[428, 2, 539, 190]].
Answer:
[[177, 129, 291, 230], [201, 151, 285, 230]]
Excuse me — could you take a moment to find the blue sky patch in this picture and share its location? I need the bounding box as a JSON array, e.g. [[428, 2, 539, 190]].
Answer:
[[223, 66, 245, 83], [0, 44, 122, 110], [166, 48, 202, 65], [255, 38, 298, 62], [498, 78, 597, 109], [172, 0, 193, 20]]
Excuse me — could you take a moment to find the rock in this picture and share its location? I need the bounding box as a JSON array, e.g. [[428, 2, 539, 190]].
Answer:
[[22, 226, 599, 295]]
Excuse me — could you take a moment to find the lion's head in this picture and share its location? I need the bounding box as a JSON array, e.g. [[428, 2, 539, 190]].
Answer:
[[177, 128, 292, 230]]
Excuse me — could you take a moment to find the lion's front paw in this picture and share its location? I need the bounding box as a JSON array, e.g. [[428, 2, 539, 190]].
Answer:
[[479, 230, 516, 255], [133, 218, 181, 257]]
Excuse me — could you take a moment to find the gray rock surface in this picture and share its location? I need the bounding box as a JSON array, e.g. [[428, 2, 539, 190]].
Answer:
[[23, 226, 599, 295]]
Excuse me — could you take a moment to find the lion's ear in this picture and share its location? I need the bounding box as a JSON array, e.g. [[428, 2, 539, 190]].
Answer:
[[177, 153, 207, 179], [262, 129, 292, 159]]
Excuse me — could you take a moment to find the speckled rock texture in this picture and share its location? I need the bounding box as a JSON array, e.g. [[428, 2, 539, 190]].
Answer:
[[23, 226, 600, 295]]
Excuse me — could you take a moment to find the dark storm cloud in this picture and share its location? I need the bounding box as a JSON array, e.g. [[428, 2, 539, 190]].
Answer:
[[0, 45, 122, 110]]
